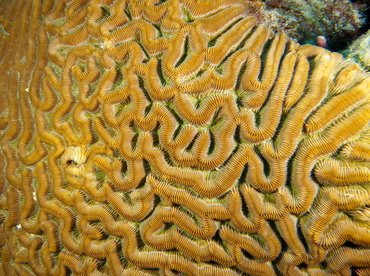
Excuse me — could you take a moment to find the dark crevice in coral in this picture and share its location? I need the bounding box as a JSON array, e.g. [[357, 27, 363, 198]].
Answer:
[[254, 145, 271, 177], [157, 58, 167, 85], [297, 222, 310, 253], [152, 122, 160, 146], [207, 17, 243, 47], [142, 160, 151, 176], [154, 0, 167, 6], [207, 131, 215, 155], [175, 35, 189, 67], [185, 132, 199, 152], [138, 76, 153, 103]]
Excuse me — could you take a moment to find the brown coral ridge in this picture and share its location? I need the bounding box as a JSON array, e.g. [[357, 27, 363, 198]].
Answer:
[[0, 0, 370, 275]]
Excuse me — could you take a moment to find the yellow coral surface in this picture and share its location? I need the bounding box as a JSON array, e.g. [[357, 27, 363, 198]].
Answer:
[[1, 0, 370, 275]]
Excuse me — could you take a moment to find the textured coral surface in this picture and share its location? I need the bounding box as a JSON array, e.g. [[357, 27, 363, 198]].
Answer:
[[1, 0, 370, 275]]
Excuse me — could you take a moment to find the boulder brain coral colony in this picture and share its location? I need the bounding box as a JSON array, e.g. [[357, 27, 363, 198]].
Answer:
[[1, 0, 370, 275]]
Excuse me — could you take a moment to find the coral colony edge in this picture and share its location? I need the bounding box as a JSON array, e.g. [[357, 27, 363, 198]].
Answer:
[[1, 0, 370, 275]]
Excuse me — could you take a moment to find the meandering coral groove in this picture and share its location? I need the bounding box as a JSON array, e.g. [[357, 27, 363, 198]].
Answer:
[[1, 0, 370, 275]]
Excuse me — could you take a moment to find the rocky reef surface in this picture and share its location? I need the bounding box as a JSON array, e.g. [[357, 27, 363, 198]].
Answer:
[[243, 0, 369, 52], [346, 29, 370, 70]]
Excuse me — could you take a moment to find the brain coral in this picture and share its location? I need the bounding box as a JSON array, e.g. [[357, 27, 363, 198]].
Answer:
[[1, 0, 370, 275]]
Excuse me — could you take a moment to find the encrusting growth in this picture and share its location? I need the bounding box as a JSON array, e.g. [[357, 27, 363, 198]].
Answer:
[[0, 0, 370, 275]]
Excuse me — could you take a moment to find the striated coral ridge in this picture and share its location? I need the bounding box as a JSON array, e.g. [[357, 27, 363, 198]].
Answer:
[[1, 0, 370, 275]]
